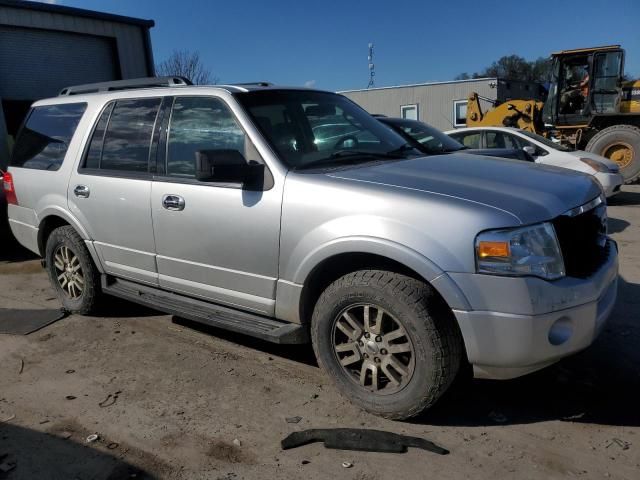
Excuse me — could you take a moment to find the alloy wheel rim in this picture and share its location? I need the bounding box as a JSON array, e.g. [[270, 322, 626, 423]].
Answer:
[[332, 304, 415, 395], [53, 246, 84, 299]]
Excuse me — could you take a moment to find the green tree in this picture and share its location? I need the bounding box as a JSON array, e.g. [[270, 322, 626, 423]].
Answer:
[[458, 55, 551, 82]]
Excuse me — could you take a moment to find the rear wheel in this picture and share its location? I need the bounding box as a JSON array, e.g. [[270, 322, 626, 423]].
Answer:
[[311, 270, 463, 420], [585, 124, 640, 183], [45, 225, 100, 314]]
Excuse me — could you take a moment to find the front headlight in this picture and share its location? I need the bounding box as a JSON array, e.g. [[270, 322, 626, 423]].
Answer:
[[475, 222, 565, 280], [579, 157, 609, 173]]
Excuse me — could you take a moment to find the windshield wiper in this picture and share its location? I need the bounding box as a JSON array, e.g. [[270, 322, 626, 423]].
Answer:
[[295, 150, 405, 170]]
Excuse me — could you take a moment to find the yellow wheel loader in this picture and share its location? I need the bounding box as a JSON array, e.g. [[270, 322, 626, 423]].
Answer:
[[467, 45, 640, 183]]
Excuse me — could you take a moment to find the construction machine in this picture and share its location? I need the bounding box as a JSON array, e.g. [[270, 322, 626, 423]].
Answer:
[[466, 45, 640, 183]]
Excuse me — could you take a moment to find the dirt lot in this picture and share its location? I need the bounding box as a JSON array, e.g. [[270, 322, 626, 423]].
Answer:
[[0, 187, 639, 480]]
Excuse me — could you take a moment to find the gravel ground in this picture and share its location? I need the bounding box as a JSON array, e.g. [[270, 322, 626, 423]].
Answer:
[[0, 186, 639, 480]]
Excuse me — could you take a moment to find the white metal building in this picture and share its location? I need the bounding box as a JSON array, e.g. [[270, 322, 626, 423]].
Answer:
[[340, 78, 544, 131]]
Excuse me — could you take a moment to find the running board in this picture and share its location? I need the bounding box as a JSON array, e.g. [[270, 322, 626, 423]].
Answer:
[[101, 276, 309, 344]]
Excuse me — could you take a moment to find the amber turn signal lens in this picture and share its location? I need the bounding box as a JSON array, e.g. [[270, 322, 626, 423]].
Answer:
[[478, 241, 510, 258]]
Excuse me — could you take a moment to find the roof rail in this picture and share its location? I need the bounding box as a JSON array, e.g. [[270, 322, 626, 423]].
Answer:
[[232, 82, 274, 87], [58, 76, 193, 96]]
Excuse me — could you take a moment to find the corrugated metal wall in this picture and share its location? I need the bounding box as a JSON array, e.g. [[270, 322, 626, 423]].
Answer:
[[0, 3, 150, 84], [340, 79, 498, 131], [0, 25, 120, 99], [0, 2, 152, 170]]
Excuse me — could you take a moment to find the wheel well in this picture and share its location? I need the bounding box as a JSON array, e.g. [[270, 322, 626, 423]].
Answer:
[[299, 252, 433, 324], [38, 216, 70, 256]]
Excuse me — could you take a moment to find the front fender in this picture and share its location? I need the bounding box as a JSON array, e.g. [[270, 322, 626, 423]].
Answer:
[[292, 235, 444, 284]]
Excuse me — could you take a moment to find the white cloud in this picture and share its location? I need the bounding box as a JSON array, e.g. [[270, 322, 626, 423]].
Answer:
[[304, 80, 316, 88]]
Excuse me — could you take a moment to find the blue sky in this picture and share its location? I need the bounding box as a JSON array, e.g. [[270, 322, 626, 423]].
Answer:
[[46, 0, 639, 90]]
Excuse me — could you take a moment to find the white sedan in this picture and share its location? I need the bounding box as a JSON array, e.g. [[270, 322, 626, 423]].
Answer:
[[445, 126, 624, 198]]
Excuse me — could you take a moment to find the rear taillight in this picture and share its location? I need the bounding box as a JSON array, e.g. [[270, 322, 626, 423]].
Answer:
[[2, 171, 18, 205]]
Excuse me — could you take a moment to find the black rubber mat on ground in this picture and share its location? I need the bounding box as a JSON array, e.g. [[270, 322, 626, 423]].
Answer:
[[0, 308, 66, 335]]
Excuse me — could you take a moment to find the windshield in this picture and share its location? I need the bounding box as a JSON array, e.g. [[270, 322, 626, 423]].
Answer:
[[518, 130, 571, 151], [235, 90, 420, 169], [380, 118, 465, 154]]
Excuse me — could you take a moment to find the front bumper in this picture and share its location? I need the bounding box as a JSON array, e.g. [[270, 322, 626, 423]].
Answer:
[[594, 172, 624, 198], [449, 239, 618, 379]]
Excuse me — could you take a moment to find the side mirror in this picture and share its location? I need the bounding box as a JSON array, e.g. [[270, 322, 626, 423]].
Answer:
[[195, 149, 251, 183], [195, 149, 267, 190], [522, 145, 536, 156]]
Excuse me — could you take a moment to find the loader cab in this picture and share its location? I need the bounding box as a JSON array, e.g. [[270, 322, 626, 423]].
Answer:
[[543, 46, 625, 127]]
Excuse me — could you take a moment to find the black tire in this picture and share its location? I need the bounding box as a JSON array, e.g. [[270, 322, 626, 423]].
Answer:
[[311, 270, 463, 420], [45, 225, 100, 314], [585, 124, 640, 183]]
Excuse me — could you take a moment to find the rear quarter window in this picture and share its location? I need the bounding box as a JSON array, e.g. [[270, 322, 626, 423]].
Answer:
[[10, 103, 87, 171]]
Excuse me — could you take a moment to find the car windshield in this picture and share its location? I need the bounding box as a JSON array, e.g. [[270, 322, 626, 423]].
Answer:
[[380, 118, 465, 154], [235, 90, 421, 169], [518, 130, 571, 151]]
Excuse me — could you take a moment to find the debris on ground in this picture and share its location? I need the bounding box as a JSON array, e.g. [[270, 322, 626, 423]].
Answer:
[[99, 391, 121, 408], [65, 395, 76, 400], [341, 461, 353, 468], [285, 416, 302, 424], [606, 438, 631, 450], [232, 439, 242, 447], [86, 433, 99, 443], [0, 460, 16, 473], [18, 358, 24, 374], [0, 414, 15, 423], [281, 428, 449, 455]]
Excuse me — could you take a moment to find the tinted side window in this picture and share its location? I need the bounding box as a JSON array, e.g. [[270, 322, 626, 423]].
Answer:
[[451, 132, 480, 149], [100, 98, 161, 172], [11, 103, 86, 171], [485, 131, 519, 149], [84, 102, 114, 169], [166, 97, 246, 177]]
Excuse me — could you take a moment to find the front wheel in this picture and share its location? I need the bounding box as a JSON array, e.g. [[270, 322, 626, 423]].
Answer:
[[311, 270, 463, 420], [45, 225, 100, 314]]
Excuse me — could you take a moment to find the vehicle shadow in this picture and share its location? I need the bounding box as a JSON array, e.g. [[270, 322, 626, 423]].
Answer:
[[608, 216, 630, 234], [414, 276, 640, 428], [0, 236, 37, 263], [172, 316, 318, 367], [93, 296, 163, 319], [608, 188, 640, 206], [0, 422, 158, 480]]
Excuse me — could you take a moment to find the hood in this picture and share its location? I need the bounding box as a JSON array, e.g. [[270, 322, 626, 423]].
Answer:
[[328, 154, 602, 225]]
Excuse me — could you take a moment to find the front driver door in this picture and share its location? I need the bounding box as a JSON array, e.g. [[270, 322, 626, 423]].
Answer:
[[150, 95, 281, 316]]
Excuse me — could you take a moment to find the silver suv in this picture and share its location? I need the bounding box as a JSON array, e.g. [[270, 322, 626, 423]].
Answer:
[[4, 78, 618, 419]]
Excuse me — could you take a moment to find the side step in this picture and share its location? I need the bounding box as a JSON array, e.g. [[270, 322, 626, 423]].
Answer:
[[101, 276, 309, 344]]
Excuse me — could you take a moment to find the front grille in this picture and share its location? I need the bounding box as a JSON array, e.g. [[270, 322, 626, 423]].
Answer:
[[552, 201, 609, 278]]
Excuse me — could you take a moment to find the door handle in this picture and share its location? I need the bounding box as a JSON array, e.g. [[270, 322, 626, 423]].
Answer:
[[162, 194, 185, 211], [73, 185, 90, 198]]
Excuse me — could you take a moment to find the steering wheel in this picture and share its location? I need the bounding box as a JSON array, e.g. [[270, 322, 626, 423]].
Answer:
[[333, 135, 359, 150]]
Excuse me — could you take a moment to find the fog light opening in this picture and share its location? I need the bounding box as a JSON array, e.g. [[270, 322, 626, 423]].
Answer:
[[548, 317, 573, 346]]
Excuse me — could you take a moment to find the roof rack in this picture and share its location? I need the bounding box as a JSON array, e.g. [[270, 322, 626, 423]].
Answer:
[[232, 82, 273, 87], [58, 76, 193, 96]]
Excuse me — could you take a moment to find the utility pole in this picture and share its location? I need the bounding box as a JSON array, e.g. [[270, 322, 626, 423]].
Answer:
[[367, 43, 375, 89]]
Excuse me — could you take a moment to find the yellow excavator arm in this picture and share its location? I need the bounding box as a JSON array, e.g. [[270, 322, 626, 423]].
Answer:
[[466, 92, 545, 133]]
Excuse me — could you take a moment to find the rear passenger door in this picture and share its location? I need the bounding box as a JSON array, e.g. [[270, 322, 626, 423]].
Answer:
[[68, 97, 163, 285], [150, 96, 281, 316]]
